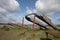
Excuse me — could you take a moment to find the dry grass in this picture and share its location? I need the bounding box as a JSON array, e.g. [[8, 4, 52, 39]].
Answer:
[[0, 27, 60, 40]]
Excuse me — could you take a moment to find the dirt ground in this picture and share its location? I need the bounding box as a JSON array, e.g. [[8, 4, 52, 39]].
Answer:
[[0, 29, 20, 40], [0, 28, 60, 40]]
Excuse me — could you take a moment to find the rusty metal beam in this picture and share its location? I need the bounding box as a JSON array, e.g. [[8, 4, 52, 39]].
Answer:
[[25, 14, 48, 30], [25, 13, 60, 38], [46, 30, 60, 38], [25, 13, 60, 31], [22, 17, 24, 31]]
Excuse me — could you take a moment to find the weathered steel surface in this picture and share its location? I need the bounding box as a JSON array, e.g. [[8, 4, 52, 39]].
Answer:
[[46, 30, 60, 38], [25, 13, 60, 31], [25, 13, 60, 38], [35, 14, 60, 31], [32, 15, 35, 34], [22, 17, 24, 31], [25, 13, 48, 30]]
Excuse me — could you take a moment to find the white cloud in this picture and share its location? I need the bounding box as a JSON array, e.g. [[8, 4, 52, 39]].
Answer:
[[0, 0, 19, 12], [0, 14, 21, 23], [26, 9, 33, 14], [0, 0, 20, 23], [0, 7, 7, 13], [46, 12, 54, 16], [26, 7, 37, 18], [56, 17, 60, 20], [48, 17, 52, 20], [26, 7, 37, 14], [0, 14, 8, 23], [35, 0, 60, 15], [33, 9, 37, 13]]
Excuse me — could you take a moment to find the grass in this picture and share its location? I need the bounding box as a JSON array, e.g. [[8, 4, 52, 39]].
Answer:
[[0, 27, 60, 40], [40, 38, 52, 40], [18, 32, 25, 37], [0, 26, 10, 31]]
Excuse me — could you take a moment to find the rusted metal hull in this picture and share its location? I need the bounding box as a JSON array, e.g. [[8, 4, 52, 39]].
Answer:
[[25, 13, 48, 30], [25, 13, 60, 38], [25, 13, 60, 31]]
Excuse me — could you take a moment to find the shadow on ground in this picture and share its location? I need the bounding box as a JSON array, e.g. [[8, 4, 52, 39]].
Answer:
[[40, 38, 52, 40]]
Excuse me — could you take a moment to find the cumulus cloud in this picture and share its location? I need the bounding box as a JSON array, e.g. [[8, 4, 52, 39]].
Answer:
[[0, 7, 7, 13], [26, 7, 37, 14], [0, 14, 21, 23], [0, 0, 20, 23], [26, 7, 37, 18], [56, 17, 60, 20], [26, 9, 32, 14], [0, 0, 19, 12], [35, 0, 60, 15], [0, 14, 8, 23], [7, 14, 21, 23]]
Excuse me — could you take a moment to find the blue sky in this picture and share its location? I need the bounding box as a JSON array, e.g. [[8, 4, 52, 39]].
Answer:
[[16, 0, 60, 24], [0, 0, 60, 24], [17, 0, 36, 16], [16, 0, 37, 24]]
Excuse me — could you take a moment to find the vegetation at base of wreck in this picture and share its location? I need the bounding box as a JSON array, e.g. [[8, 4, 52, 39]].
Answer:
[[0, 27, 60, 40]]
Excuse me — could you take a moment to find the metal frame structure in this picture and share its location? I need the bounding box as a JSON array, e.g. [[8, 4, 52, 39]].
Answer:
[[25, 13, 60, 38]]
